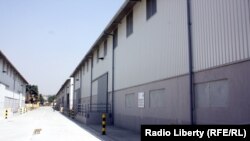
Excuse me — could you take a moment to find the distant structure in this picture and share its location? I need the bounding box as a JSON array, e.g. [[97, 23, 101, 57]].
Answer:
[[56, 78, 74, 112], [25, 85, 39, 104], [0, 50, 28, 118], [56, 0, 250, 132]]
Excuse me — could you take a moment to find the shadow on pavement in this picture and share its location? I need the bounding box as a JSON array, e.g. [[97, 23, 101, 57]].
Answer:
[[58, 111, 140, 141]]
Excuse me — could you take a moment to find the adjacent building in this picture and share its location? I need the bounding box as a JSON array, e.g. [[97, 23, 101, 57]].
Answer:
[[56, 78, 74, 113], [56, 0, 250, 132], [0, 50, 28, 118]]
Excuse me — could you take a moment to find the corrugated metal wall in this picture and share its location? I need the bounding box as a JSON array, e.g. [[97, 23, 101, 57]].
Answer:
[[92, 37, 113, 92], [192, 0, 250, 71], [115, 0, 189, 90], [73, 71, 81, 90], [0, 58, 26, 94], [82, 63, 91, 98]]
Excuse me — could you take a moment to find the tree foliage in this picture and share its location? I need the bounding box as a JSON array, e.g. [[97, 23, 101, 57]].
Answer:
[[38, 94, 44, 105], [48, 95, 56, 103], [26, 85, 39, 104]]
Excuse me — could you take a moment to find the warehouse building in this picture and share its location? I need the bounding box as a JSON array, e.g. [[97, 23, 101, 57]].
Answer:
[[0, 50, 28, 119], [56, 78, 74, 113], [57, 0, 250, 132]]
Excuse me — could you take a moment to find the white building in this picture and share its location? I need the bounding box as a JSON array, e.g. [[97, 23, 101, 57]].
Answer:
[[56, 78, 74, 112], [0, 50, 28, 118], [58, 0, 250, 132]]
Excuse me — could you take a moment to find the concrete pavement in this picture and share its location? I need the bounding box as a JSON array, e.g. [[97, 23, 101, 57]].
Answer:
[[0, 107, 101, 141], [86, 125, 140, 141], [62, 116, 140, 141], [0, 107, 140, 141]]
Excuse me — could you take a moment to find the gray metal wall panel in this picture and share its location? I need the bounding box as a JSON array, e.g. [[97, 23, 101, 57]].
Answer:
[[97, 74, 108, 104], [192, 0, 250, 71], [92, 37, 113, 92], [73, 71, 81, 90], [194, 61, 250, 124], [82, 63, 91, 98], [0, 58, 26, 94], [115, 0, 189, 90], [114, 75, 191, 132]]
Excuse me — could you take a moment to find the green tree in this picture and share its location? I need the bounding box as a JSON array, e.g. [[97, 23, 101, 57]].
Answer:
[[38, 94, 44, 105], [26, 85, 39, 104], [48, 95, 56, 103]]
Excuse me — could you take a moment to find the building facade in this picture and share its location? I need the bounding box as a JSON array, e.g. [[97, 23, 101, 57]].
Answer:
[[56, 78, 74, 112], [0, 50, 28, 118], [57, 0, 250, 132]]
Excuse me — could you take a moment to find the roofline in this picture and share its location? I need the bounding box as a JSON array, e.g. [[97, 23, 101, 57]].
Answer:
[[56, 79, 70, 96], [0, 50, 29, 84], [70, 0, 139, 77]]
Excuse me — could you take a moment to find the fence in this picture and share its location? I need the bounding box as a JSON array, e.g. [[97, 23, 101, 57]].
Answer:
[[77, 103, 112, 116]]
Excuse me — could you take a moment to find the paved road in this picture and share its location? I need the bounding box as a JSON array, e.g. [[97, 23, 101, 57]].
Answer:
[[0, 107, 101, 141]]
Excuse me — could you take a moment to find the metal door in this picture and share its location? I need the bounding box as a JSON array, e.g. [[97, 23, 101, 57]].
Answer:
[[97, 73, 108, 105]]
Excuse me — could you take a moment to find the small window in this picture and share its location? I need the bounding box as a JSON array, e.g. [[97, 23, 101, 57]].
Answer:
[[82, 65, 85, 75], [62, 96, 64, 106], [86, 62, 88, 72], [104, 40, 107, 57], [96, 48, 99, 63], [2, 60, 6, 73], [113, 28, 118, 48], [77, 91, 81, 105], [149, 89, 165, 108], [13, 72, 16, 79], [146, 0, 157, 20], [195, 80, 228, 108], [126, 11, 133, 37], [125, 93, 134, 108], [6, 64, 9, 75], [10, 68, 12, 77], [67, 94, 69, 107]]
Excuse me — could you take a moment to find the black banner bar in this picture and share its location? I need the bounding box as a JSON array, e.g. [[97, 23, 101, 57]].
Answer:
[[141, 125, 250, 141]]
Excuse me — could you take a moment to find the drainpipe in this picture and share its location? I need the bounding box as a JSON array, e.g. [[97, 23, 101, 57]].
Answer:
[[73, 77, 76, 110], [187, 0, 195, 125], [70, 78, 74, 110], [12, 73, 16, 113], [90, 56, 93, 112], [112, 37, 115, 125], [80, 68, 82, 109], [103, 32, 115, 125]]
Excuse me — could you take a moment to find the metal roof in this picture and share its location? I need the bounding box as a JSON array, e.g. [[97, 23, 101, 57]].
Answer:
[[0, 50, 29, 84], [56, 79, 70, 96], [70, 0, 139, 77]]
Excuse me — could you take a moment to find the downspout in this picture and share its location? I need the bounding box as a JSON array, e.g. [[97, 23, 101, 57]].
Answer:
[[103, 32, 115, 125], [80, 68, 82, 109], [12, 73, 16, 112], [187, 0, 195, 125], [112, 36, 115, 125], [73, 77, 76, 110], [106, 73, 109, 113], [69, 78, 74, 110], [90, 56, 93, 112]]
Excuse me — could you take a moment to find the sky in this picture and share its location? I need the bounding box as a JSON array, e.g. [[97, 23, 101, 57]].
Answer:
[[0, 0, 125, 95]]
